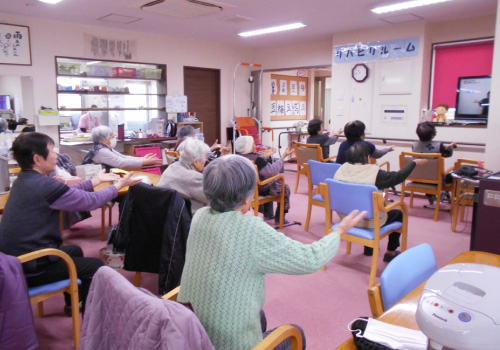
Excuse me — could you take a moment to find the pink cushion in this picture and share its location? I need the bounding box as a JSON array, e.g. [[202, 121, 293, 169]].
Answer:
[[134, 146, 162, 158]]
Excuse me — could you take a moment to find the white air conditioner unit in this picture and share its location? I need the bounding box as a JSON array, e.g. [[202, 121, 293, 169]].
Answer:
[[130, 0, 235, 19]]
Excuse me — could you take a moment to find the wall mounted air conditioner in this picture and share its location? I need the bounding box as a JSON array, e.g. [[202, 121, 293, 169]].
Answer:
[[130, 0, 235, 19]]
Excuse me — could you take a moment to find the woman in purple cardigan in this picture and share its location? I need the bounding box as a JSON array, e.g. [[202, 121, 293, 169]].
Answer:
[[234, 136, 294, 224], [0, 132, 141, 314]]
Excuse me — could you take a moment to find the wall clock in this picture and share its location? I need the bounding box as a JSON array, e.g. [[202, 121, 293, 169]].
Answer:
[[352, 63, 369, 83]]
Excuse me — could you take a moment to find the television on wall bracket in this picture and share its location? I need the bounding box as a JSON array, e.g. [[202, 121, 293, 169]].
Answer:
[[454, 75, 491, 124]]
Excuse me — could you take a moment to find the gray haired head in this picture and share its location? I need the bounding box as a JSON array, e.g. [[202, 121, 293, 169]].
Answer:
[[178, 137, 210, 165], [91, 125, 113, 144], [203, 155, 256, 212], [0, 117, 7, 129], [177, 125, 196, 140]]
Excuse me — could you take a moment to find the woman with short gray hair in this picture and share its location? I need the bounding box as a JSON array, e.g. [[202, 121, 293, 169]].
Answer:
[[177, 154, 367, 350], [82, 125, 162, 170], [157, 137, 210, 212]]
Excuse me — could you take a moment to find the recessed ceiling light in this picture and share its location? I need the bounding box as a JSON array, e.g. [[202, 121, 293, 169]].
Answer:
[[38, 0, 63, 4], [238, 23, 306, 37], [371, 0, 452, 14]]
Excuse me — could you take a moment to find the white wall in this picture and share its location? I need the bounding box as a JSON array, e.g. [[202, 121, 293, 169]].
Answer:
[[0, 12, 257, 144]]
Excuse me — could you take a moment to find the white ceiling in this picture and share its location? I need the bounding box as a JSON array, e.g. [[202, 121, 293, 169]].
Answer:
[[1, 0, 497, 49]]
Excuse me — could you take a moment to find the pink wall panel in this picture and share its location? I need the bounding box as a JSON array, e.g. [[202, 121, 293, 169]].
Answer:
[[432, 42, 493, 108]]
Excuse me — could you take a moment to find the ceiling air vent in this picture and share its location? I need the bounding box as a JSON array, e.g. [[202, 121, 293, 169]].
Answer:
[[130, 0, 235, 19]]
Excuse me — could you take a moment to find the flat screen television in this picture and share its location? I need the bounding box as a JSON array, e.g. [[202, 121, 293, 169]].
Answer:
[[0, 95, 11, 110], [455, 75, 491, 123]]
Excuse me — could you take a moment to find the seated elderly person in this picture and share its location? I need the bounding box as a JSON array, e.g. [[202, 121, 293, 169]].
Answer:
[[157, 137, 211, 212], [0, 132, 141, 314], [0, 117, 11, 133], [177, 155, 366, 350], [173, 125, 196, 151], [334, 142, 427, 262], [82, 125, 162, 170], [235, 135, 294, 224]]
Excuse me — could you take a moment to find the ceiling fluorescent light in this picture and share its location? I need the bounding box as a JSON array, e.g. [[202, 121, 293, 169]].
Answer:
[[238, 23, 306, 37], [38, 0, 64, 4], [371, 0, 452, 14]]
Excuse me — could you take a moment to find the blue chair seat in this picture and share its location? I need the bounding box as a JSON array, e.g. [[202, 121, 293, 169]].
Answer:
[[331, 221, 402, 240], [312, 194, 325, 202], [29, 278, 81, 298]]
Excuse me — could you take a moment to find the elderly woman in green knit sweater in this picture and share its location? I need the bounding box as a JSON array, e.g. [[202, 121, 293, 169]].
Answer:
[[177, 155, 366, 350]]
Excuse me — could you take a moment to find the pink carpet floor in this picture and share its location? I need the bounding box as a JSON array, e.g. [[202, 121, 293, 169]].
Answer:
[[33, 163, 472, 350]]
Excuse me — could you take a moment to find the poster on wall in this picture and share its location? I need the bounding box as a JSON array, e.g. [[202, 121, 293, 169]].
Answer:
[[0, 24, 31, 66], [276, 101, 285, 116], [279, 80, 288, 95], [292, 101, 300, 115], [270, 101, 277, 116], [300, 101, 307, 115], [299, 81, 306, 96], [271, 79, 277, 95], [84, 33, 137, 60], [334, 36, 419, 63], [290, 81, 298, 95], [166, 95, 188, 113], [284, 101, 293, 116]]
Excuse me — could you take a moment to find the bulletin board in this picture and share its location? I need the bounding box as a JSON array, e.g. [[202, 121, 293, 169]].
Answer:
[[270, 74, 308, 121]]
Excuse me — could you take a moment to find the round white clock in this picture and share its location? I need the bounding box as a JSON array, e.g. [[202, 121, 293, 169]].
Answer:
[[352, 63, 369, 83]]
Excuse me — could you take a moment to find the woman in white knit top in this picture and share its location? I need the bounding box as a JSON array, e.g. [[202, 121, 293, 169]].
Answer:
[[177, 155, 366, 350]]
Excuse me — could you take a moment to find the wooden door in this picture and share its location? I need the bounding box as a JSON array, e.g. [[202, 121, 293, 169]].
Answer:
[[184, 67, 221, 145]]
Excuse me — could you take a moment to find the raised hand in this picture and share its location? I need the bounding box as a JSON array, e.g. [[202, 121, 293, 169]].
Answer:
[[91, 169, 121, 187], [114, 172, 143, 190], [334, 210, 368, 235], [142, 153, 163, 166]]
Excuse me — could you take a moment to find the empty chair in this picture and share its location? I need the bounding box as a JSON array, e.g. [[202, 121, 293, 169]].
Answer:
[[18, 248, 81, 349], [294, 142, 336, 193], [305, 160, 341, 234], [326, 178, 408, 286], [162, 286, 304, 350], [368, 243, 437, 317]]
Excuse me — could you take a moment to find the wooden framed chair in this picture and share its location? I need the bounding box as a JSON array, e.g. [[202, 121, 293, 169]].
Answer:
[[294, 142, 336, 194], [368, 243, 437, 318], [162, 286, 303, 350], [399, 152, 448, 221], [325, 178, 408, 287], [165, 149, 180, 165], [251, 165, 285, 229], [18, 248, 81, 349], [305, 160, 341, 235], [451, 158, 484, 232]]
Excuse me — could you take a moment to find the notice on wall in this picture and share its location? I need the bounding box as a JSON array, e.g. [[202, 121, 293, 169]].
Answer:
[[270, 101, 277, 116], [279, 80, 288, 95], [284, 101, 293, 116], [166, 95, 188, 113], [276, 101, 285, 116], [290, 81, 298, 96], [271, 79, 277, 95], [84, 33, 137, 60], [300, 101, 307, 115], [299, 81, 306, 96]]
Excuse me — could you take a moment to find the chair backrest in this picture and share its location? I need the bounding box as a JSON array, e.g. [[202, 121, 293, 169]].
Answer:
[[380, 243, 437, 310], [400, 152, 443, 183], [308, 160, 340, 186], [454, 158, 484, 171], [236, 117, 260, 145], [325, 178, 377, 219], [295, 142, 322, 164]]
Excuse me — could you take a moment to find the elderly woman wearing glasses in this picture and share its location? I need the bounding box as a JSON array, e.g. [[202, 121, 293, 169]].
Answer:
[[177, 154, 366, 350], [82, 125, 162, 170]]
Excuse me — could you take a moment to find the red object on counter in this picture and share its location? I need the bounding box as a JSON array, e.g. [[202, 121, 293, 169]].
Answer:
[[111, 67, 137, 78]]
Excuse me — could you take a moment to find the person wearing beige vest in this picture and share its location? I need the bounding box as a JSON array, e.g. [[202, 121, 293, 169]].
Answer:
[[334, 142, 427, 262]]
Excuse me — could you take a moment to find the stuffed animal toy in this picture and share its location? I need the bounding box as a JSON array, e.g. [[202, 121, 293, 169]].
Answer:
[[434, 104, 449, 123]]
